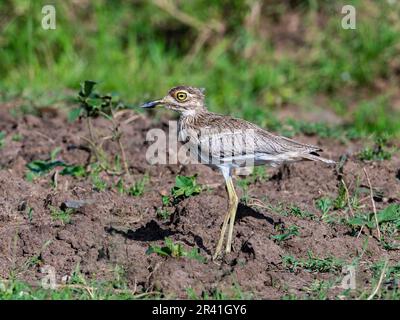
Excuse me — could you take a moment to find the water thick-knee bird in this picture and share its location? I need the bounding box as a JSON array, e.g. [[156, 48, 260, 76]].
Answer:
[[140, 85, 335, 260]]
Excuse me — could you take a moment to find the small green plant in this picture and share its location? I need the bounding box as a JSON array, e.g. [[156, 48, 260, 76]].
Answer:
[[271, 225, 300, 243], [358, 137, 392, 161], [146, 237, 206, 263], [50, 206, 74, 224], [288, 206, 315, 220], [114, 174, 149, 196], [236, 168, 267, 203], [23, 240, 51, 270], [237, 178, 250, 204], [283, 251, 344, 273], [281, 293, 299, 300], [127, 174, 149, 197], [303, 279, 336, 300], [0, 131, 6, 149], [156, 208, 171, 221], [359, 260, 400, 300], [347, 204, 400, 234], [162, 195, 171, 206], [26, 207, 33, 222], [163, 175, 202, 205], [0, 261, 161, 300], [315, 197, 333, 221], [12, 133, 23, 142], [90, 171, 108, 192], [146, 238, 185, 258], [172, 175, 202, 198], [72, 81, 132, 176], [25, 148, 85, 182], [333, 180, 347, 210], [303, 253, 344, 273], [110, 265, 128, 290], [251, 166, 268, 183]]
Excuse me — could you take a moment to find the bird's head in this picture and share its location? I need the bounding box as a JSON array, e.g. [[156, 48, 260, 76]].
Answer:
[[139, 86, 206, 116]]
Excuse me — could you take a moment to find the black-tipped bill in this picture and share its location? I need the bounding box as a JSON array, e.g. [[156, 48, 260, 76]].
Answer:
[[139, 100, 162, 109]]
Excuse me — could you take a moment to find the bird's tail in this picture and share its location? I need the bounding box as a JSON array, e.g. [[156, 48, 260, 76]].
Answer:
[[302, 153, 336, 165]]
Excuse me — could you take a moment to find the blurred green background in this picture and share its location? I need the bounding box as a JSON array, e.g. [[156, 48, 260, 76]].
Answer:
[[1, 0, 400, 138]]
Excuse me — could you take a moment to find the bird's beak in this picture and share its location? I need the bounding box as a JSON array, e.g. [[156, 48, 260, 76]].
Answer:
[[139, 99, 163, 109]]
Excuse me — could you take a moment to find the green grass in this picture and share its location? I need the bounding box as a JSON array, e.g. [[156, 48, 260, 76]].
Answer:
[[25, 147, 86, 182], [12, 133, 23, 141], [89, 164, 108, 191], [357, 260, 400, 300], [347, 203, 400, 236], [0, 131, 6, 149], [287, 206, 316, 220], [271, 225, 300, 243], [115, 174, 149, 197], [0, 265, 161, 300], [236, 167, 268, 203], [315, 197, 334, 221], [302, 279, 337, 300], [358, 137, 393, 161], [1, 1, 400, 138], [283, 251, 344, 273], [146, 237, 206, 263], [127, 174, 149, 197], [156, 208, 172, 221], [50, 206, 74, 224]]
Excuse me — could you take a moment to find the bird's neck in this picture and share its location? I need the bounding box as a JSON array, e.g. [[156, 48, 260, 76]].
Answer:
[[178, 108, 209, 133], [180, 107, 208, 118]]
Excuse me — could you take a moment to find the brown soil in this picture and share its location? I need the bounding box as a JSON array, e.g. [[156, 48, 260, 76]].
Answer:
[[0, 106, 399, 299]]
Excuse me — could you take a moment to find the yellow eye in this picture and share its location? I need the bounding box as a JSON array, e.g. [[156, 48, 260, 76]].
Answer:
[[175, 91, 188, 102]]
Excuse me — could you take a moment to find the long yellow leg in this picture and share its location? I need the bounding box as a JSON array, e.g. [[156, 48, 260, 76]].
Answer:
[[225, 177, 239, 253], [213, 202, 231, 260], [213, 175, 238, 260]]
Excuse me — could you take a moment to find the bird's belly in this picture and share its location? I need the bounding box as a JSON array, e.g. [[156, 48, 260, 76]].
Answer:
[[218, 152, 300, 168]]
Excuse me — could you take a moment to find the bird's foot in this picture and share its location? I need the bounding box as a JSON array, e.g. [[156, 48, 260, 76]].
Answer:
[[212, 251, 222, 261]]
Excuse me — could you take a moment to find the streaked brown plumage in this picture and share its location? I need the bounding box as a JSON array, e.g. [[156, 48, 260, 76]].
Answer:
[[140, 85, 335, 260]]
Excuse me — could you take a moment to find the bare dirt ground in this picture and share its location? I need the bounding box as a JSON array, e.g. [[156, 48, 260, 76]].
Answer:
[[0, 105, 399, 299]]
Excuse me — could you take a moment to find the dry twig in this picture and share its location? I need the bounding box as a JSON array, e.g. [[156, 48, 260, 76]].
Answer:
[[341, 178, 354, 217], [363, 168, 381, 240], [367, 259, 388, 300]]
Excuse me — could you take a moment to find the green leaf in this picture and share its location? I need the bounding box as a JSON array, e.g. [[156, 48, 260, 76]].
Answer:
[[82, 80, 97, 97], [171, 175, 201, 199], [145, 246, 171, 257], [378, 204, 400, 223], [86, 97, 102, 106], [26, 160, 65, 174], [348, 204, 400, 229], [60, 165, 86, 178], [162, 195, 171, 206], [175, 175, 191, 188], [25, 171, 38, 182], [50, 147, 62, 161], [68, 108, 81, 122], [185, 248, 206, 263], [347, 216, 371, 227], [271, 225, 300, 243], [0, 131, 5, 148]]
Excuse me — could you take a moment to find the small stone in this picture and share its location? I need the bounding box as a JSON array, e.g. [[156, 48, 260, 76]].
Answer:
[[60, 199, 94, 210]]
